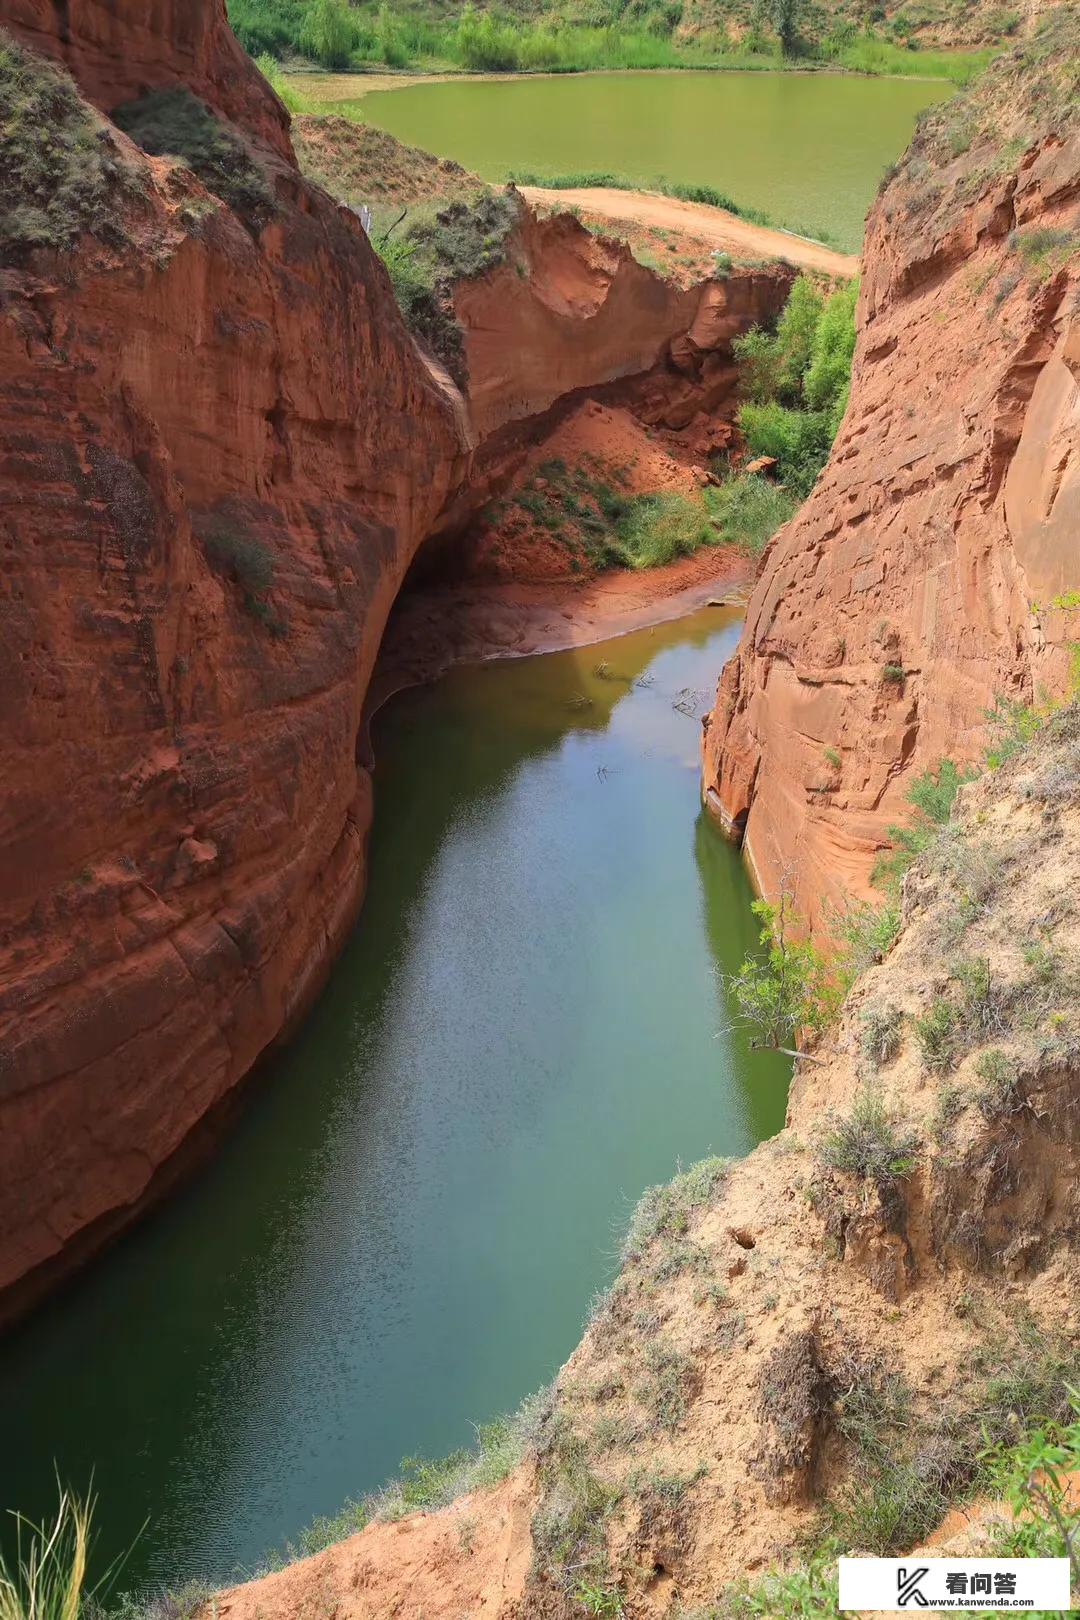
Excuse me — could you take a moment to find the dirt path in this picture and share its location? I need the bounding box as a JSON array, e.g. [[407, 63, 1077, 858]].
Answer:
[[520, 185, 858, 275]]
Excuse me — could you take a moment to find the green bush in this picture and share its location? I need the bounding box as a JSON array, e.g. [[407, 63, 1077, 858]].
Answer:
[[112, 88, 275, 226], [803, 278, 858, 430], [737, 401, 834, 497], [819, 1089, 919, 1183], [727, 894, 840, 1048], [705, 474, 795, 555], [301, 0, 357, 66], [0, 31, 134, 264], [731, 272, 857, 496], [872, 757, 976, 893], [772, 273, 825, 397], [608, 491, 715, 569]]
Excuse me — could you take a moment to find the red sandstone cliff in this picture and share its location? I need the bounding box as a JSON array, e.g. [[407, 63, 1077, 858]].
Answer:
[[702, 15, 1080, 926], [702, 17, 1080, 926], [2, 0, 294, 158], [0, 1, 471, 1319]]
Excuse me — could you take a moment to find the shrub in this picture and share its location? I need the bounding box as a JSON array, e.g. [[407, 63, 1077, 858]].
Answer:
[[803, 278, 859, 428], [737, 401, 833, 497], [732, 326, 785, 404], [859, 1004, 903, 1068], [983, 694, 1042, 767], [772, 273, 826, 396], [1010, 225, 1079, 279], [819, 1089, 919, 1183], [113, 88, 275, 226], [830, 898, 901, 981], [727, 894, 840, 1049], [202, 528, 273, 596], [608, 491, 715, 569], [300, 0, 356, 67], [621, 1157, 729, 1262], [0, 32, 134, 264], [872, 757, 976, 893], [974, 1048, 1021, 1117], [912, 997, 959, 1072]]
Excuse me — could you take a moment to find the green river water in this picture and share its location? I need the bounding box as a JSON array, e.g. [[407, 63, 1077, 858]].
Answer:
[[353, 71, 951, 251], [0, 608, 789, 1591]]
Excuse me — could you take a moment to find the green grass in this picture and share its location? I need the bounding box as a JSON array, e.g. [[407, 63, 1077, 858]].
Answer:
[[227, 0, 991, 85], [704, 474, 795, 555], [112, 87, 275, 226], [0, 30, 136, 264], [0, 1493, 90, 1620], [606, 491, 716, 569]]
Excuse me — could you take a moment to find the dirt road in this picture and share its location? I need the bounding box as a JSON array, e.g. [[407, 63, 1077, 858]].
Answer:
[[520, 185, 859, 275]]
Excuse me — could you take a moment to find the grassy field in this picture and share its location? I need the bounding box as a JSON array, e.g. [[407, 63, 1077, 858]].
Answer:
[[235, 0, 995, 83]]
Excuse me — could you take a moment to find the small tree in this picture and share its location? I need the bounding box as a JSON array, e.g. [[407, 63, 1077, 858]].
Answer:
[[303, 0, 355, 68], [755, 0, 804, 54], [727, 891, 838, 1051]]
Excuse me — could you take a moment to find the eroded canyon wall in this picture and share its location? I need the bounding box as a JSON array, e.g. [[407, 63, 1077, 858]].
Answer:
[[703, 18, 1080, 925], [0, 2, 470, 1319]]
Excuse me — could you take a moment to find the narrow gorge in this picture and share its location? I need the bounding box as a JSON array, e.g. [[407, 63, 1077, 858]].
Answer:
[[0, 1, 1078, 1617]]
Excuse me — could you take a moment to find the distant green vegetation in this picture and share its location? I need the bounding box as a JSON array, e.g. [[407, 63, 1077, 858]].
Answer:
[[733, 272, 858, 496], [227, 0, 992, 82]]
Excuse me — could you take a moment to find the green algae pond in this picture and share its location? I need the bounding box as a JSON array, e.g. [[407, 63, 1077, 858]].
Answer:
[[337, 70, 951, 251]]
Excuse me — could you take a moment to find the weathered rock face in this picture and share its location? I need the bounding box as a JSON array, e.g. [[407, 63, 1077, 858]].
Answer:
[[455, 207, 791, 443], [2, 0, 294, 158], [703, 27, 1080, 926], [0, 9, 470, 1320]]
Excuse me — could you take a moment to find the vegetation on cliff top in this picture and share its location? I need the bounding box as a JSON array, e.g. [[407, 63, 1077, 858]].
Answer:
[[369, 186, 521, 384], [0, 30, 136, 264], [112, 88, 277, 228], [227, 0, 994, 79]]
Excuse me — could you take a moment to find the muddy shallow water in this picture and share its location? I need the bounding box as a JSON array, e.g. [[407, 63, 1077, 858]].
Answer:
[[0, 607, 789, 1590]]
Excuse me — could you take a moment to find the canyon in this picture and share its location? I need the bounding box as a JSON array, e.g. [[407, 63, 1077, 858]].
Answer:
[[1, 0, 1078, 1613], [0, 0, 791, 1322]]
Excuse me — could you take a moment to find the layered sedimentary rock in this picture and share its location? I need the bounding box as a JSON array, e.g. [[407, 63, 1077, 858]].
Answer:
[[0, 5, 470, 1319], [703, 22, 1080, 924]]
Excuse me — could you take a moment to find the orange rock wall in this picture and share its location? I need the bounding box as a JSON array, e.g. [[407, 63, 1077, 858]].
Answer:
[[0, 4, 793, 1320], [455, 208, 792, 441], [703, 131, 1080, 928], [0, 8, 468, 1318], [2, 0, 294, 158]]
